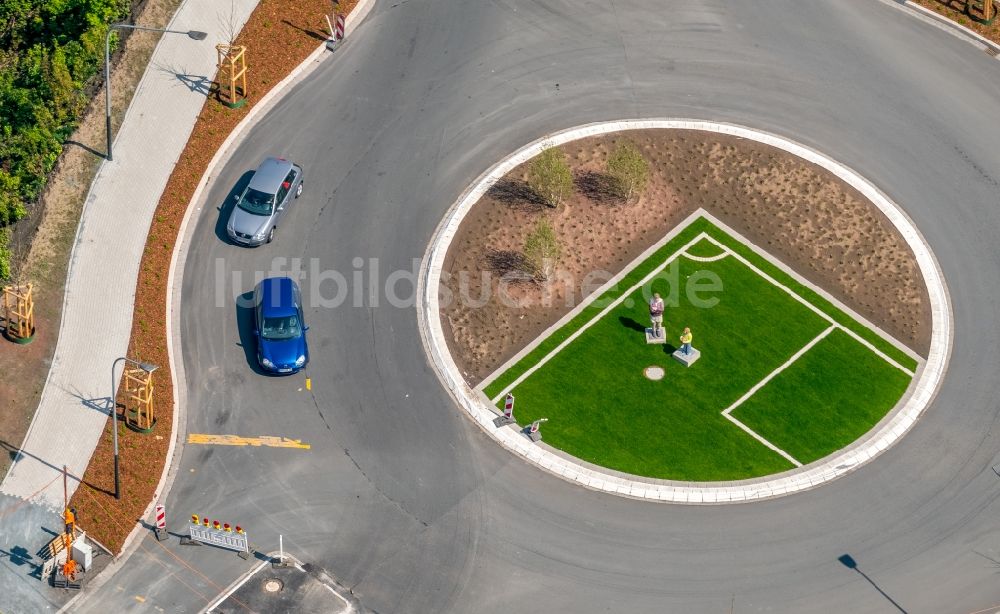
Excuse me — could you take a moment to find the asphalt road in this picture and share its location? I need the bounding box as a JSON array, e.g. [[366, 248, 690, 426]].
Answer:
[[79, 1, 1000, 612]]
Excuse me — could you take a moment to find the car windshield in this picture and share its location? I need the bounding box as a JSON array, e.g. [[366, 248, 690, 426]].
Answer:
[[261, 315, 301, 340], [238, 188, 274, 215]]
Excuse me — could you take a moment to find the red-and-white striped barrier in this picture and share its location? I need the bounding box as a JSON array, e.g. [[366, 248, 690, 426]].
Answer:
[[335, 14, 345, 41], [155, 504, 166, 530], [503, 394, 515, 419]]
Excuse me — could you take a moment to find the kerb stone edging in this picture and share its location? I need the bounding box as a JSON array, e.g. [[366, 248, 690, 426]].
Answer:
[[416, 119, 953, 504], [876, 0, 1000, 55], [345, 0, 377, 32], [58, 5, 380, 607]]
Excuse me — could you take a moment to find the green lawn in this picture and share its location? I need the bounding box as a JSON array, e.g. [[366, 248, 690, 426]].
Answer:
[[682, 236, 727, 259], [481, 216, 918, 481], [732, 329, 912, 464]]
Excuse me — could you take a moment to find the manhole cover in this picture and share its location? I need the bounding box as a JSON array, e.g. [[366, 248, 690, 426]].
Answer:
[[263, 578, 284, 593], [644, 366, 665, 381]]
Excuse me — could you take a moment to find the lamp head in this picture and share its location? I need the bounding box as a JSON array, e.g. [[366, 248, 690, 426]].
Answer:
[[138, 362, 159, 373], [188, 30, 208, 40]]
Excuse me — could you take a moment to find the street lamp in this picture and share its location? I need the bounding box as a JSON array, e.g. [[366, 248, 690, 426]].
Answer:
[[104, 24, 208, 161], [110, 357, 158, 499]]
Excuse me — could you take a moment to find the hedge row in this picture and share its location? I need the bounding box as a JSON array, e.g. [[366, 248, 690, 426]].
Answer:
[[0, 0, 132, 278]]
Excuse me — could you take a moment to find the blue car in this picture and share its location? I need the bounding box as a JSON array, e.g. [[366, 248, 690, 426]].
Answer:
[[254, 277, 309, 374]]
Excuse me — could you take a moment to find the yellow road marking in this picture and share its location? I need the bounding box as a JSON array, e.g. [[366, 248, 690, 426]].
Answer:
[[187, 434, 311, 449], [305, 378, 312, 391], [134, 595, 146, 603]]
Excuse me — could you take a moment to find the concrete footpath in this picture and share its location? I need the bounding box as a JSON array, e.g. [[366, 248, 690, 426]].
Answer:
[[0, 0, 258, 608]]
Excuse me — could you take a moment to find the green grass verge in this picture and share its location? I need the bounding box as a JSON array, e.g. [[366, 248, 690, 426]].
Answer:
[[484, 217, 918, 399], [502, 254, 829, 480], [479, 215, 917, 481], [484, 218, 713, 397], [699, 225, 918, 372], [732, 329, 911, 464], [683, 236, 726, 259]]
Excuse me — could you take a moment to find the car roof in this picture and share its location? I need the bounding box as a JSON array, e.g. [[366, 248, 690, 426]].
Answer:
[[257, 277, 299, 317], [247, 157, 295, 193]]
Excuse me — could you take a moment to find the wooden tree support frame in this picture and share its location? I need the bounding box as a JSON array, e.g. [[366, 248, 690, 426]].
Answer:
[[123, 366, 156, 432], [2, 282, 35, 343], [216, 43, 248, 109], [968, 0, 997, 23]]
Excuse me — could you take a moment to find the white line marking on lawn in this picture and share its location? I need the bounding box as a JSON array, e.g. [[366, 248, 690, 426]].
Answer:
[[723, 413, 803, 468], [489, 233, 710, 404], [477, 210, 710, 391], [721, 326, 835, 418], [719, 326, 834, 468], [680, 251, 729, 262], [697, 210, 922, 365], [489, 222, 913, 468], [703, 236, 915, 377]]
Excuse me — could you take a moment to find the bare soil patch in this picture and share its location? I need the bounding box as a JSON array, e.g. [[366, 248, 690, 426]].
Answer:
[[441, 130, 931, 385]]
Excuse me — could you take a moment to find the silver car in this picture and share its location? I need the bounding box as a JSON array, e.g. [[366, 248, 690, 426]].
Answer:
[[226, 157, 304, 246]]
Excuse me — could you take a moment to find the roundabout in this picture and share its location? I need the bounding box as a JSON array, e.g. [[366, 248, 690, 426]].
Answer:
[[81, 2, 1000, 612], [418, 120, 950, 499]]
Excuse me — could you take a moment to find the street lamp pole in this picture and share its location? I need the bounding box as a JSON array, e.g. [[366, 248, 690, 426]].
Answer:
[[110, 357, 158, 500], [104, 24, 207, 162]]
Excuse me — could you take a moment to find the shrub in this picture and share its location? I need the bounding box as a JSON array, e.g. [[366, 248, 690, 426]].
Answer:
[[0, 0, 131, 276], [607, 141, 649, 202], [528, 146, 573, 208], [523, 219, 561, 280], [0, 228, 10, 282]]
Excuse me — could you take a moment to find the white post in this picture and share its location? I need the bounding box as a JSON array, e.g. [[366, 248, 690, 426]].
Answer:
[[279, 534, 284, 563]]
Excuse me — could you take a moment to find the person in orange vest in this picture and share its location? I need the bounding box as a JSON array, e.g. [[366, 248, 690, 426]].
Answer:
[[64, 507, 76, 536], [679, 327, 693, 355]]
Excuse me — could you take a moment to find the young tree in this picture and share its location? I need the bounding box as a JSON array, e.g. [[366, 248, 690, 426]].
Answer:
[[528, 147, 573, 208], [606, 141, 650, 202], [523, 219, 561, 281]]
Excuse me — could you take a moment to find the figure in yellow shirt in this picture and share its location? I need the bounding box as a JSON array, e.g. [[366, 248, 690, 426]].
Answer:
[[679, 327, 693, 355]]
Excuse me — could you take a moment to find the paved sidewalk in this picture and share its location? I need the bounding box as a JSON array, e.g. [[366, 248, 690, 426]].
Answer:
[[0, 0, 258, 508]]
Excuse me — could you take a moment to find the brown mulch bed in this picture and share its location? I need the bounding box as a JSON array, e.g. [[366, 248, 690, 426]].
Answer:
[[69, 0, 358, 553], [442, 131, 932, 385], [912, 0, 1000, 42]]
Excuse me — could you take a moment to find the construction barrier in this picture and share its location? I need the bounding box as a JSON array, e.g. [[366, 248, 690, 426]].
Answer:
[[187, 514, 249, 553], [335, 14, 345, 40], [503, 394, 515, 419]]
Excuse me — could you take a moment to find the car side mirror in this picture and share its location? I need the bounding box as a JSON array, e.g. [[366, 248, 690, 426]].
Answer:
[[253, 329, 259, 336], [233, 194, 239, 202], [303, 325, 309, 331]]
